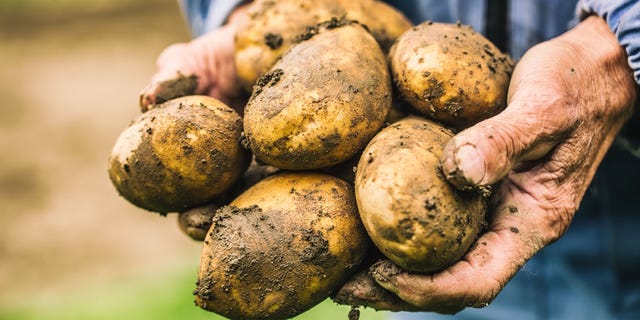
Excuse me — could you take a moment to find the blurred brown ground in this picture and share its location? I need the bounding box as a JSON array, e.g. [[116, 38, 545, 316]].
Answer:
[[0, 0, 204, 307]]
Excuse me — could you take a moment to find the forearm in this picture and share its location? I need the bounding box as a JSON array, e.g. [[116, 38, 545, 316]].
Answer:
[[555, 16, 635, 110], [576, 0, 640, 84]]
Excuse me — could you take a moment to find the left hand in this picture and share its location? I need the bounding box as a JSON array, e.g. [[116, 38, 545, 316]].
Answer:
[[139, 5, 249, 112], [335, 15, 637, 313]]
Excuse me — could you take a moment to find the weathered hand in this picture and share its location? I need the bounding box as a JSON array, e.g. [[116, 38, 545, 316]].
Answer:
[[336, 15, 637, 313], [139, 5, 248, 112]]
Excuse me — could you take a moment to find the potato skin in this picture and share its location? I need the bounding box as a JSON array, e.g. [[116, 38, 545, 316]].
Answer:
[[244, 22, 391, 170], [235, 0, 412, 91], [390, 22, 514, 129], [355, 116, 486, 273], [194, 172, 369, 320], [108, 95, 250, 214]]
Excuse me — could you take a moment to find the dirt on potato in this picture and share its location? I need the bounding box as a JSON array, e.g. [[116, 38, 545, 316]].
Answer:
[[244, 22, 391, 170], [390, 21, 514, 129], [194, 172, 369, 320], [194, 204, 334, 298], [108, 96, 250, 214]]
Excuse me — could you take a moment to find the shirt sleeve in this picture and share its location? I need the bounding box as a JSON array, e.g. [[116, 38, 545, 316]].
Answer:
[[576, 0, 640, 84], [179, 0, 246, 37]]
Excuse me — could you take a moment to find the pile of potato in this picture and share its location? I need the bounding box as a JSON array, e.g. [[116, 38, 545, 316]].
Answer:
[[108, 0, 513, 319]]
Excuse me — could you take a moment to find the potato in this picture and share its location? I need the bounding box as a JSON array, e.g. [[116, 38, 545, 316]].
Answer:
[[244, 21, 392, 170], [108, 95, 250, 214], [194, 172, 369, 320], [235, 0, 412, 91], [355, 116, 487, 273], [390, 21, 514, 129]]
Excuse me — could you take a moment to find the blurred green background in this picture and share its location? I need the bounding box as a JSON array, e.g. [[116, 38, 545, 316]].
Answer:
[[0, 0, 391, 319]]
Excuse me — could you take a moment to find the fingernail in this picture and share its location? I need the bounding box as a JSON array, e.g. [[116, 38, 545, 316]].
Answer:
[[454, 145, 486, 185], [441, 153, 457, 176]]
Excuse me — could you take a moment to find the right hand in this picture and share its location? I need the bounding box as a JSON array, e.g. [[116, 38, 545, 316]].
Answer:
[[333, 15, 637, 314], [139, 5, 249, 112]]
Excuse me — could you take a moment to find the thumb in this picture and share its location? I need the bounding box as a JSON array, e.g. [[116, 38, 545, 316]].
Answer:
[[440, 98, 577, 189]]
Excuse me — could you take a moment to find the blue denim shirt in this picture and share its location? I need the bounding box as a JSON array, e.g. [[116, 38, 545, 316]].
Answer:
[[179, 1, 640, 319]]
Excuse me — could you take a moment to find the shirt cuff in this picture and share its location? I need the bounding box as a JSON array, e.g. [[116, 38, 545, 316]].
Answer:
[[179, 0, 246, 38]]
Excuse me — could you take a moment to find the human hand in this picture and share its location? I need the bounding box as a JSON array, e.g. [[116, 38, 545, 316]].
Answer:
[[335, 15, 637, 313], [139, 5, 249, 112]]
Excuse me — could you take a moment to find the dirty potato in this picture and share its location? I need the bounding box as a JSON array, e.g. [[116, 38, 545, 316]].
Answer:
[[108, 95, 250, 214], [194, 172, 369, 320], [390, 21, 514, 129], [235, 0, 412, 91], [355, 116, 487, 273], [244, 21, 392, 170]]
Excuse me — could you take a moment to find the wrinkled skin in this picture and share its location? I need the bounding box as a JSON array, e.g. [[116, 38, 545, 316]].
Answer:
[[337, 15, 637, 313], [139, 5, 249, 113]]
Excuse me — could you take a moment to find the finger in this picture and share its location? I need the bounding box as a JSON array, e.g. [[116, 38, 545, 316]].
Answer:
[[370, 260, 464, 314], [139, 73, 199, 111], [440, 96, 578, 189], [331, 269, 421, 312], [138, 41, 205, 111], [139, 27, 232, 111], [370, 192, 545, 312], [497, 120, 624, 244]]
